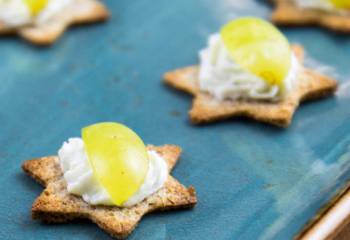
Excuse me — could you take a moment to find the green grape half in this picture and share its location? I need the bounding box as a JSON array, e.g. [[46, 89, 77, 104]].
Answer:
[[24, 0, 48, 16], [82, 122, 149, 206], [330, 0, 350, 9], [221, 17, 292, 87]]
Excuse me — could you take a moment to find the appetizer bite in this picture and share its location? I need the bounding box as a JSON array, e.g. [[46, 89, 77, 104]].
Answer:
[[272, 0, 350, 32], [0, 0, 109, 45], [164, 17, 337, 127], [22, 122, 196, 239]]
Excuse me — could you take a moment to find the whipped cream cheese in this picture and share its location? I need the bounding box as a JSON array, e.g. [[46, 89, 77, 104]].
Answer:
[[0, 0, 72, 27], [198, 33, 300, 102], [294, 0, 348, 14], [58, 138, 168, 207]]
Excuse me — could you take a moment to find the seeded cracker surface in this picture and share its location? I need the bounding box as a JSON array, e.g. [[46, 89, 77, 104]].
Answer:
[[22, 145, 197, 239], [164, 45, 337, 127], [272, 0, 350, 33], [0, 0, 110, 45]]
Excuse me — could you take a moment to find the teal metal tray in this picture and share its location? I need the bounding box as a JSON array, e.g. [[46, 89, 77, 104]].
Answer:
[[0, 0, 349, 239]]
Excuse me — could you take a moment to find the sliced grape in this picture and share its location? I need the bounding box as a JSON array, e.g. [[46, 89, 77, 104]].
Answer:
[[330, 0, 350, 9], [82, 122, 149, 206], [24, 0, 48, 16], [220, 17, 292, 87]]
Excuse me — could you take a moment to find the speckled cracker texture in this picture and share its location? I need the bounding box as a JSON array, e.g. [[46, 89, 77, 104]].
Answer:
[[0, 0, 109, 45], [272, 0, 350, 33], [22, 145, 197, 239], [164, 45, 337, 127]]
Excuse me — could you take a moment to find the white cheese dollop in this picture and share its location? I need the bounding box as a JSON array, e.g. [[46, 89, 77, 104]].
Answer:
[[58, 138, 168, 207], [0, 0, 72, 27], [198, 33, 300, 102], [36, 0, 72, 25]]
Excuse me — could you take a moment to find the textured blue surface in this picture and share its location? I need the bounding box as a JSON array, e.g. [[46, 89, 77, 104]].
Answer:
[[0, 0, 350, 239]]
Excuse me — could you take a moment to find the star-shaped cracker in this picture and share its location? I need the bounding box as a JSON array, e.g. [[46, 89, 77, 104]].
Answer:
[[0, 0, 109, 45], [271, 0, 350, 33], [164, 45, 337, 127], [22, 145, 197, 239]]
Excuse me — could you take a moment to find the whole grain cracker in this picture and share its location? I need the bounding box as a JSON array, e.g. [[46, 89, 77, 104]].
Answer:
[[164, 45, 337, 127], [22, 145, 197, 239], [0, 0, 109, 45], [271, 0, 350, 33]]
